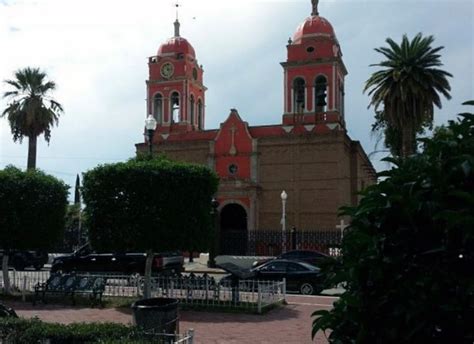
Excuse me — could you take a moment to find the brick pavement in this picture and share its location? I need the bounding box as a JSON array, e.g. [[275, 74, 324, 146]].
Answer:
[[3, 295, 336, 344]]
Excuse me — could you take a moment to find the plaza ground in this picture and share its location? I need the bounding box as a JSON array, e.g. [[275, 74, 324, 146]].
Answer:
[[4, 294, 335, 344]]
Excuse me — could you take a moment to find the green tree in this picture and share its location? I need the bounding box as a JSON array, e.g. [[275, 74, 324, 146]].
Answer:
[[312, 102, 474, 343], [82, 157, 218, 298], [0, 166, 68, 294], [1, 67, 64, 170], [364, 33, 452, 158]]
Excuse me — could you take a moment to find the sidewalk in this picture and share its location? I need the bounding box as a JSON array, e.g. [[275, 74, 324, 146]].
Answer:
[[184, 254, 226, 274], [4, 294, 336, 344]]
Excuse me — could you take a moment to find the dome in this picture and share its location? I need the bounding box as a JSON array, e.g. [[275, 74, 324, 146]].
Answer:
[[157, 36, 196, 58], [292, 15, 335, 44]]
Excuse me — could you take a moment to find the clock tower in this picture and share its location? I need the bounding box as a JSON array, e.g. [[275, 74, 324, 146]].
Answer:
[[147, 19, 207, 135]]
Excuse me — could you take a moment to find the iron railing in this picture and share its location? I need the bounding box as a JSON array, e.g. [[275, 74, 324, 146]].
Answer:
[[247, 229, 342, 256], [1, 271, 285, 314]]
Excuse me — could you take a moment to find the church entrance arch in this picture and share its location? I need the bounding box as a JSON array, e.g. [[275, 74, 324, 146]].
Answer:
[[219, 203, 248, 255]]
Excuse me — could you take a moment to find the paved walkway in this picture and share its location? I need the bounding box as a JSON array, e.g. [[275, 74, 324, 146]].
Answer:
[[4, 295, 335, 344]]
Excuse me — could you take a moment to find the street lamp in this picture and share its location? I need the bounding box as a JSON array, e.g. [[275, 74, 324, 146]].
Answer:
[[280, 190, 288, 253], [208, 198, 220, 268], [145, 114, 157, 157]]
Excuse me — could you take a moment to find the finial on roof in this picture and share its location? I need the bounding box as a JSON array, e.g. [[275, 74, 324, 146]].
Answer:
[[174, 19, 180, 37], [311, 0, 319, 16], [174, 2, 180, 37]]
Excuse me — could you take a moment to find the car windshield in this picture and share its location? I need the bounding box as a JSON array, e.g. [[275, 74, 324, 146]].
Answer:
[[297, 261, 320, 271]]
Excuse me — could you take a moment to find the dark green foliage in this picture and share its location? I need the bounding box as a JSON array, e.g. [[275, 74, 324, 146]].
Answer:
[[2, 67, 64, 169], [60, 204, 87, 252], [365, 33, 452, 157], [82, 157, 218, 253], [0, 166, 69, 251], [0, 317, 158, 343], [312, 106, 474, 343]]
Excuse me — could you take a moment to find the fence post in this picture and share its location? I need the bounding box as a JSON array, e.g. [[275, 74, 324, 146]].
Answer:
[[257, 283, 262, 314], [291, 227, 297, 250], [188, 328, 194, 344], [282, 278, 286, 301], [22, 275, 27, 302]]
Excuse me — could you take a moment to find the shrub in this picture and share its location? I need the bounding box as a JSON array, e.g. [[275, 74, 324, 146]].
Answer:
[[0, 318, 150, 343], [312, 108, 474, 343]]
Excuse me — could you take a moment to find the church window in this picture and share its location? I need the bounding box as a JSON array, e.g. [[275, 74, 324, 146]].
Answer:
[[197, 99, 203, 130], [170, 92, 180, 123], [306, 46, 315, 53], [293, 78, 305, 113], [190, 95, 195, 125], [153, 94, 163, 123], [315, 75, 328, 112]]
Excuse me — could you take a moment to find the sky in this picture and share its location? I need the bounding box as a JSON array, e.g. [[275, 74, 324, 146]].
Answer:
[[1, 0, 473, 199]]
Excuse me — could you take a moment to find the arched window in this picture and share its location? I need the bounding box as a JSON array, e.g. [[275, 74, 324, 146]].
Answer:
[[190, 95, 195, 126], [315, 75, 328, 112], [170, 92, 180, 123], [153, 94, 163, 123], [293, 78, 305, 113], [197, 99, 203, 130]]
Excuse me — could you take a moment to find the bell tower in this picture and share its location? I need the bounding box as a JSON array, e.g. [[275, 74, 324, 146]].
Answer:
[[147, 18, 207, 134], [281, 0, 347, 127]]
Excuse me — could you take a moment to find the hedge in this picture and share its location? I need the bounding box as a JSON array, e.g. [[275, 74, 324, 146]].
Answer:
[[0, 318, 159, 343]]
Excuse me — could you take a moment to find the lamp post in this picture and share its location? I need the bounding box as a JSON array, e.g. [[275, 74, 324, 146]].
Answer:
[[280, 190, 287, 253], [145, 114, 157, 157], [208, 198, 220, 268]]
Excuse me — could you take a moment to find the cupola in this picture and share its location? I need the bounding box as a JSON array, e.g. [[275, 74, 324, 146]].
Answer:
[[281, 0, 347, 128], [146, 18, 207, 136]]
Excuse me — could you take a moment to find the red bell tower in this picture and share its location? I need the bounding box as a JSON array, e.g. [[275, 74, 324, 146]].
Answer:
[[147, 19, 207, 135], [281, 0, 347, 128]]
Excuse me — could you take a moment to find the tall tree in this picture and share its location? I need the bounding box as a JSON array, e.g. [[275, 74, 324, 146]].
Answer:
[[1, 67, 64, 169], [364, 33, 452, 158], [82, 157, 218, 298]]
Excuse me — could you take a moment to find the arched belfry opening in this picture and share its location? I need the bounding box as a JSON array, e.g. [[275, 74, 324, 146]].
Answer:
[[315, 75, 328, 113], [293, 77, 305, 113], [219, 203, 248, 255]]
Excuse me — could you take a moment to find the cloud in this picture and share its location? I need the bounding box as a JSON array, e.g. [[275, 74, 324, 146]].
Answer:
[[0, 0, 472, 195]]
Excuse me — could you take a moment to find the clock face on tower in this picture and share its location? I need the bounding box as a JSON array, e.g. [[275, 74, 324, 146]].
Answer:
[[160, 62, 174, 79]]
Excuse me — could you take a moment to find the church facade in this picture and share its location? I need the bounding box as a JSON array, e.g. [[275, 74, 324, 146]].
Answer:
[[136, 1, 376, 253]]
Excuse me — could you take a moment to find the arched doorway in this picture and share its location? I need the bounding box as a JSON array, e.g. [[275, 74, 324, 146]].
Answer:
[[219, 203, 248, 255]]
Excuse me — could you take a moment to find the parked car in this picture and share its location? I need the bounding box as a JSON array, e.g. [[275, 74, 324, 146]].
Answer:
[[0, 250, 48, 271], [221, 259, 323, 295], [252, 250, 331, 268], [50, 244, 184, 275]]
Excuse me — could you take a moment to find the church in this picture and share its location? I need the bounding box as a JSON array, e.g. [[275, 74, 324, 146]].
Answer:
[[136, 1, 376, 255]]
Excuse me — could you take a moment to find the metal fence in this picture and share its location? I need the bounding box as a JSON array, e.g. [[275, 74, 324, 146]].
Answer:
[[142, 329, 195, 344], [247, 229, 342, 256], [1, 271, 285, 314], [148, 274, 285, 313]]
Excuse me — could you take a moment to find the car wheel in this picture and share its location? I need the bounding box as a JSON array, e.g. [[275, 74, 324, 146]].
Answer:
[[299, 282, 315, 295]]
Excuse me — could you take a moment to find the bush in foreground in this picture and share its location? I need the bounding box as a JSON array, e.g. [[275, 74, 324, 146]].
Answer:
[[313, 105, 474, 343]]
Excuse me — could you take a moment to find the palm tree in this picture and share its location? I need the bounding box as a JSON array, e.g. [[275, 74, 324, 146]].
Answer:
[[364, 33, 452, 158], [2, 67, 63, 169]]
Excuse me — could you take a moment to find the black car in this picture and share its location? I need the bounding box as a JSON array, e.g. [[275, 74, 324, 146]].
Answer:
[[252, 249, 331, 268], [51, 244, 184, 275], [222, 259, 323, 295], [0, 250, 48, 271]]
